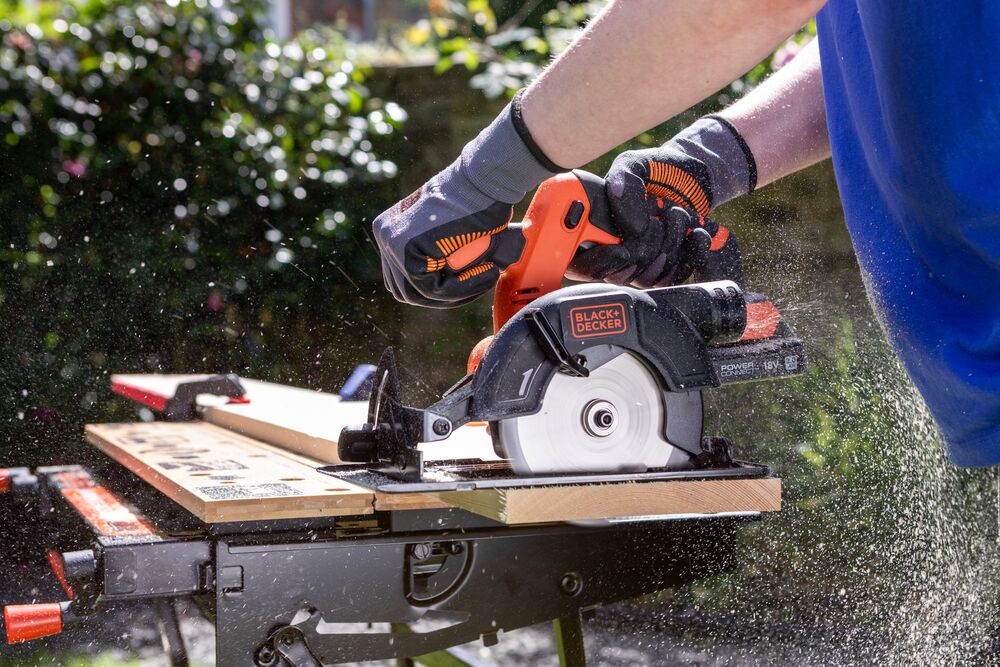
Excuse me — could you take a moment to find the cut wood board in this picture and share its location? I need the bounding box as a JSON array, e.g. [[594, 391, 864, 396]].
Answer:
[[372, 489, 452, 513], [434, 477, 781, 525], [85, 422, 376, 523], [101, 376, 782, 525], [110, 374, 496, 464], [85, 420, 779, 524]]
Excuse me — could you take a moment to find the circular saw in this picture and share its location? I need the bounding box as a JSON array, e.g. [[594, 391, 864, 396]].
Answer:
[[338, 171, 805, 481]]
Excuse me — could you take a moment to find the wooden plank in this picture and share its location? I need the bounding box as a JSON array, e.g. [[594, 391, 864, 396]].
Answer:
[[202, 379, 367, 463], [102, 375, 782, 523], [372, 491, 453, 512], [85, 422, 375, 523], [434, 477, 781, 525], [110, 374, 497, 464]]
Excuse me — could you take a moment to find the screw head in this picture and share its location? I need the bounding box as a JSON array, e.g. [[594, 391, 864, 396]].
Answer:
[[255, 646, 275, 666], [412, 543, 432, 560], [432, 419, 451, 436], [560, 572, 583, 596]]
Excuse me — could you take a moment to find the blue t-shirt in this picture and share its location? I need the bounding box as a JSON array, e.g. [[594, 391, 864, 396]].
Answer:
[[816, 2, 1000, 465]]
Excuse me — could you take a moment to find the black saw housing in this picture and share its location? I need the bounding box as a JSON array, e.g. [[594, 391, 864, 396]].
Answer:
[[336, 280, 805, 482]]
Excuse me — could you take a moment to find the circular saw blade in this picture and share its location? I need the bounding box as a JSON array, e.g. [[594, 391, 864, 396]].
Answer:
[[498, 353, 693, 475]]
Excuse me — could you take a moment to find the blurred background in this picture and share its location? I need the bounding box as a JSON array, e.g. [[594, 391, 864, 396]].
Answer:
[[0, 1, 997, 665]]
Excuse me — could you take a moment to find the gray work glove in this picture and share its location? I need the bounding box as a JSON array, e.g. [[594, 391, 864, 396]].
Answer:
[[568, 115, 756, 288], [374, 91, 562, 308]]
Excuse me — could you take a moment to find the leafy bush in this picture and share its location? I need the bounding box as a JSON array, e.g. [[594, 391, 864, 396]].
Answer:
[[0, 0, 404, 461], [406, 0, 604, 97], [409, 0, 815, 100]]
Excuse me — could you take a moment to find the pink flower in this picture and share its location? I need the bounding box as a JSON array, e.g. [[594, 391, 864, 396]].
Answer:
[[205, 290, 224, 312], [7, 33, 31, 50], [61, 159, 87, 179]]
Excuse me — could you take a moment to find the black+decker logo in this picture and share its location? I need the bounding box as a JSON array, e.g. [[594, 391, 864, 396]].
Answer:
[[569, 303, 628, 339]]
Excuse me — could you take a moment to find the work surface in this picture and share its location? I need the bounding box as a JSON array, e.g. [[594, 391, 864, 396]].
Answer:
[[86, 421, 376, 522], [91, 374, 781, 525]]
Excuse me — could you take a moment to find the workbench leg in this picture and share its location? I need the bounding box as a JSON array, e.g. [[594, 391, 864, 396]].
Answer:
[[554, 613, 587, 667], [154, 598, 189, 667]]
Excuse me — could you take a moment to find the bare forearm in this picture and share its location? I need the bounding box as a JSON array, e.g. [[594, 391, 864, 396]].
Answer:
[[718, 38, 829, 187], [521, 0, 825, 168]]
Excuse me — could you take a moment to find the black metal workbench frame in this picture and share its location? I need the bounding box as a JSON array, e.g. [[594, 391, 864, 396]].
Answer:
[[2, 462, 755, 666]]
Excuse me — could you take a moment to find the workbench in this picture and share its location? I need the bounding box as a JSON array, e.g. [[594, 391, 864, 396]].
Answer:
[[1, 373, 781, 666]]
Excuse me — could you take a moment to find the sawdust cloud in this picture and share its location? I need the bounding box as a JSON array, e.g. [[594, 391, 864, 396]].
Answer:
[[698, 242, 1000, 663]]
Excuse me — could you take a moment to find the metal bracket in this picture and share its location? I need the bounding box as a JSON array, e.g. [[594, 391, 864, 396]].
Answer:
[[337, 348, 430, 482], [554, 613, 587, 667], [693, 436, 735, 469], [154, 599, 190, 667], [165, 374, 246, 421], [261, 626, 321, 667]]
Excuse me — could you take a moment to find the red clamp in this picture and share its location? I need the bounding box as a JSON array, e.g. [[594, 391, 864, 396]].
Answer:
[[111, 374, 247, 421], [4, 601, 73, 644]]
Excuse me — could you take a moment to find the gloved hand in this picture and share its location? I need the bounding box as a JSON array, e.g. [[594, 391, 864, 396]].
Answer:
[[567, 202, 715, 288], [374, 91, 563, 307], [569, 115, 757, 287]]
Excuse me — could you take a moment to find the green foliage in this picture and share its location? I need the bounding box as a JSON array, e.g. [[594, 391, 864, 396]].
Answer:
[[410, 1, 816, 100], [0, 0, 404, 460], [407, 0, 604, 97]]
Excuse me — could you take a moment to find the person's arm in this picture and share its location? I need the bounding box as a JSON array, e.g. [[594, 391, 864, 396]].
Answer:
[[718, 38, 829, 187], [569, 38, 831, 288], [522, 0, 827, 168], [374, 0, 827, 307]]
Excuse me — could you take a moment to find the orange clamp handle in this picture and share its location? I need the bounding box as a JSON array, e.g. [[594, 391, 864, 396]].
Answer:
[[4, 602, 66, 644], [492, 170, 620, 332]]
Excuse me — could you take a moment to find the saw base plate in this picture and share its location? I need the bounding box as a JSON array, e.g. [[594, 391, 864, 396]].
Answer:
[[319, 458, 770, 494]]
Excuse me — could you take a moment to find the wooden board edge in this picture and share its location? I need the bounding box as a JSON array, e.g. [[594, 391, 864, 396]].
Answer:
[[84, 425, 209, 519], [434, 489, 509, 522], [84, 423, 376, 523], [433, 477, 781, 525], [197, 497, 375, 523], [374, 491, 453, 512], [501, 478, 782, 525]]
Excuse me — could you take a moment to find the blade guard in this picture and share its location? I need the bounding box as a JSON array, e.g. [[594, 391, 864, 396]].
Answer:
[[492, 170, 620, 332], [474, 282, 747, 417], [469, 282, 747, 457]]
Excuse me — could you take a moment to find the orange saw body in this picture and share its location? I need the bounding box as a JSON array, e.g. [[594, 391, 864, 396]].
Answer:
[[492, 170, 621, 331], [467, 171, 620, 373]]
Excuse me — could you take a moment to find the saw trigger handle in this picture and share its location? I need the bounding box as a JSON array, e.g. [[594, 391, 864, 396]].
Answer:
[[492, 170, 620, 332]]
